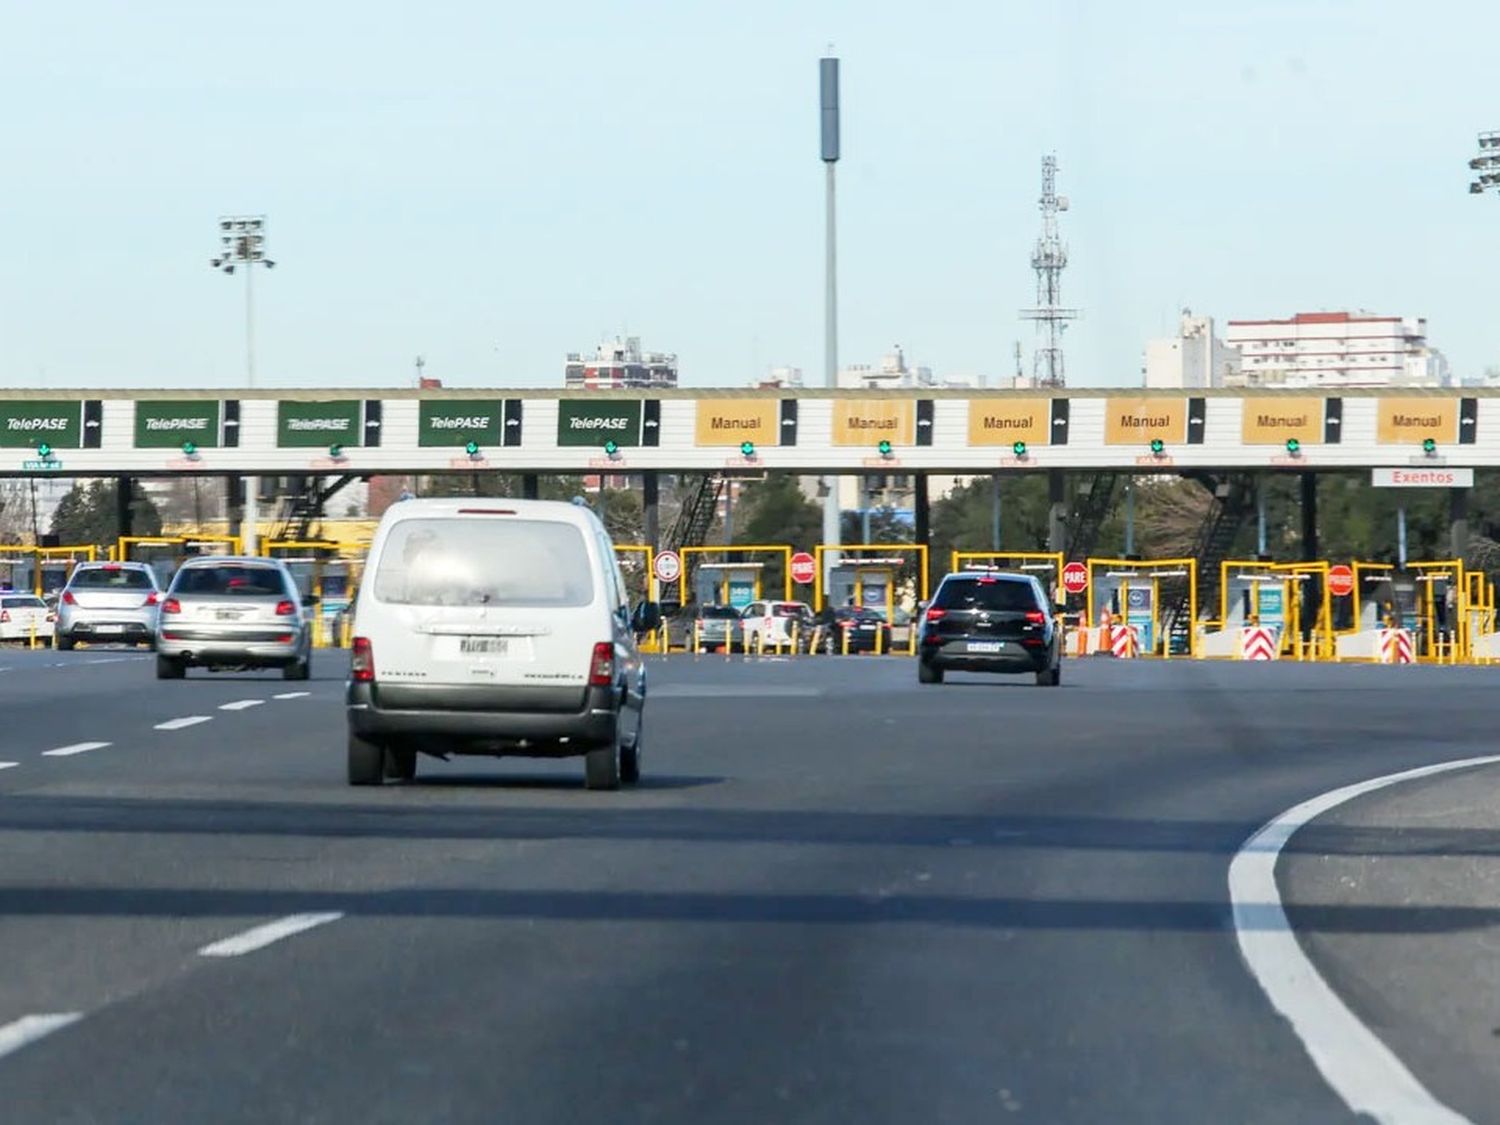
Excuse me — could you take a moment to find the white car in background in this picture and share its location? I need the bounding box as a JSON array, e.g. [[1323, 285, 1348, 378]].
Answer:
[[0, 592, 56, 644], [737, 600, 816, 651]]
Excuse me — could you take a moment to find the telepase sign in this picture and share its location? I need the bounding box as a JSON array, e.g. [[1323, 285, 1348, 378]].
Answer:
[[1371, 467, 1474, 489]]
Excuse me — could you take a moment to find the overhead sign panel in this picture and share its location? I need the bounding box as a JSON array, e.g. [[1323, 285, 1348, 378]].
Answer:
[[1376, 397, 1457, 445], [418, 399, 505, 448], [832, 399, 913, 446], [968, 399, 1049, 446], [557, 399, 642, 447], [1241, 397, 1322, 445], [278, 401, 362, 448], [0, 401, 81, 449], [695, 400, 780, 447], [1371, 467, 1474, 488], [135, 400, 221, 448], [1104, 397, 1185, 445]]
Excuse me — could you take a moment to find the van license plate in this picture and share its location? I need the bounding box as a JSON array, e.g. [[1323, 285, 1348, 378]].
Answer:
[[460, 637, 510, 656], [968, 641, 1004, 653]]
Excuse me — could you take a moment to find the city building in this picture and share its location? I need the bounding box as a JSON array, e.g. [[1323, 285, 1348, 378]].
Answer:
[[837, 346, 934, 390], [1223, 311, 1449, 389], [565, 337, 678, 390], [1143, 310, 1242, 389]]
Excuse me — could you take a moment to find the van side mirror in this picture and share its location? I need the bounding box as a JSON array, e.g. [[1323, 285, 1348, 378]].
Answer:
[[632, 601, 662, 632]]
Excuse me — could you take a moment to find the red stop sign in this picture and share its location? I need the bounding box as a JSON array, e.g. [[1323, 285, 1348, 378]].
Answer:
[[790, 552, 817, 585], [1062, 561, 1089, 595], [1328, 564, 1354, 598]]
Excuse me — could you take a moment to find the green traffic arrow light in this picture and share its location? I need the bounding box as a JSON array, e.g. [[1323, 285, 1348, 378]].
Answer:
[[329, 443, 344, 458], [35, 443, 52, 459], [1149, 438, 1165, 455], [181, 440, 197, 456], [877, 439, 893, 456], [1012, 440, 1027, 457], [603, 440, 619, 456], [1285, 438, 1300, 454], [465, 441, 480, 457], [740, 440, 755, 457], [1422, 437, 1437, 454]]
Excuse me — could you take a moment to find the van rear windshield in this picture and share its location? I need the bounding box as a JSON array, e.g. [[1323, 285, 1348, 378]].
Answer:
[[934, 579, 1041, 613], [373, 518, 594, 608]]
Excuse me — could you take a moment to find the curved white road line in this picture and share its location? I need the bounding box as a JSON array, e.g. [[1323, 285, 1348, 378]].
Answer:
[[1230, 754, 1500, 1125]]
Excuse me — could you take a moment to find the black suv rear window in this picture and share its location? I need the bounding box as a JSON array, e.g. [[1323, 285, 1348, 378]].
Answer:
[[934, 578, 1041, 612], [70, 567, 154, 591]]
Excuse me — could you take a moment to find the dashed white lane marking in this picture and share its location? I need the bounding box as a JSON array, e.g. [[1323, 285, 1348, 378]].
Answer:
[[198, 912, 344, 957], [0, 762, 18, 771], [42, 742, 111, 758], [272, 691, 310, 700], [1229, 754, 1500, 1125], [154, 716, 212, 731], [0, 1013, 83, 1060], [218, 699, 265, 712]]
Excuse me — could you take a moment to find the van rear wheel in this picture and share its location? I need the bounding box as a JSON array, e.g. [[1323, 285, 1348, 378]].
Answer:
[[385, 744, 417, 782], [620, 715, 642, 785], [585, 729, 622, 791], [155, 654, 185, 680], [348, 731, 385, 786]]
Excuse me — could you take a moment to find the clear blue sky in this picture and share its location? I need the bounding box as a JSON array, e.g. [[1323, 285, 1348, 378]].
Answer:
[[3, 0, 1497, 390]]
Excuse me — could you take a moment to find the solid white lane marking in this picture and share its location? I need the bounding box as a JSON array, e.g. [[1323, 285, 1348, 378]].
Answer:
[[218, 699, 265, 712], [0, 762, 18, 771], [272, 691, 310, 700], [0, 1013, 83, 1060], [198, 912, 344, 957], [1229, 754, 1500, 1125], [154, 716, 211, 731], [42, 742, 111, 758]]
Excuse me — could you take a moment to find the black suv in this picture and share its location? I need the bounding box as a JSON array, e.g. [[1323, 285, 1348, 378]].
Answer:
[[916, 572, 1061, 686]]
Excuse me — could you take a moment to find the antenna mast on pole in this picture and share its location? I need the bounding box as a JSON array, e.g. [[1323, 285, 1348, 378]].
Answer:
[[1019, 155, 1078, 388]]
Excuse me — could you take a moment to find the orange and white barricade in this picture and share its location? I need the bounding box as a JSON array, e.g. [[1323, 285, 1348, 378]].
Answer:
[[1239, 625, 1280, 661], [1110, 624, 1139, 659], [1378, 628, 1415, 665]]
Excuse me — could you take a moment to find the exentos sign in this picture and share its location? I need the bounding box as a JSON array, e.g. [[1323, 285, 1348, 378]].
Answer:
[[557, 399, 642, 447], [135, 400, 221, 449], [278, 401, 362, 448], [0, 401, 82, 449], [418, 399, 508, 448]]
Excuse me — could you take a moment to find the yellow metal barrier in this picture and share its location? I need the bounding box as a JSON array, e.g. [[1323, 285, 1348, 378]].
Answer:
[[1086, 557, 1198, 658], [678, 545, 792, 606]]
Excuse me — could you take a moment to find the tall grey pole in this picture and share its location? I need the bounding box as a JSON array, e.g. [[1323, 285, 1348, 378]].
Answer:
[[820, 57, 841, 570], [242, 256, 260, 556], [1397, 505, 1408, 569], [1124, 478, 1135, 556], [990, 474, 1001, 551], [1256, 478, 1267, 557]]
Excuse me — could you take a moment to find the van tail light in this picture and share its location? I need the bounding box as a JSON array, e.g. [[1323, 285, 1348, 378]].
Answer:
[[588, 641, 615, 686], [61, 591, 77, 606], [274, 600, 297, 617], [351, 637, 375, 682], [144, 592, 159, 607], [925, 607, 947, 623], [161, 597, 182, 616], [1025, 610, 1047, 625], [0, 611, 9, 624]]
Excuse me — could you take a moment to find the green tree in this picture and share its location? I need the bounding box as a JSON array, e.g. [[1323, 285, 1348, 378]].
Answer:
[[731, 474, 823, 550], [49, 480, 162, 549]]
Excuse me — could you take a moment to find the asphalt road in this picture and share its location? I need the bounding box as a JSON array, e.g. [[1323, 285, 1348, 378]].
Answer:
[[0, 645, 1498, 1123]]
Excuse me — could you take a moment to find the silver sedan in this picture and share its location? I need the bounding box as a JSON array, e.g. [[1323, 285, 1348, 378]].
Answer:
[[154, 557, 315, 681]]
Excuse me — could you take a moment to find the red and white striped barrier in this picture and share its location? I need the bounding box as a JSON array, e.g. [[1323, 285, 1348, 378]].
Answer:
[[1110, 624, 1139, 659], [1378, 628, 1415, 665], [1239, 625, 1280, 661]]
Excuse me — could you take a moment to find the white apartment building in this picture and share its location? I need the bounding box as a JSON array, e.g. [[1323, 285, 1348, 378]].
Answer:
[[1223, 311, 1449, 388], [1143, 310, 1242, 389], [837, 346, 934, 390]]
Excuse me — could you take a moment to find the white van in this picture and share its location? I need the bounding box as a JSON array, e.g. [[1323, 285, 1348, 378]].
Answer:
[[345, 498, 658, 789]]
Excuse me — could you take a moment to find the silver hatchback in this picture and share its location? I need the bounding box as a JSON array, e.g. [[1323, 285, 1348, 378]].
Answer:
[[154, 557, 314, 681], [56, 562, 162, 649]]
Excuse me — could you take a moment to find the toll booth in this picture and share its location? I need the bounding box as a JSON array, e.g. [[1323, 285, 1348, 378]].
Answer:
[[1350, 560, 1465, 661], [813, 544, 930, 615], [678, 546, 792, 609], [264, 539, 367, 647], [692, 562, 762, 609], [1215, 560, 1331, 658], [825, 558, 900, 616], [1086, 558, 1197, 657], [112, 535, 242, 589], [0, 545, 98, 596]]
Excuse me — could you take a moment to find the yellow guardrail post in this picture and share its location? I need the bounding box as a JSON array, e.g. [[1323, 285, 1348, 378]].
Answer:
[[29, 620, 38, 650]]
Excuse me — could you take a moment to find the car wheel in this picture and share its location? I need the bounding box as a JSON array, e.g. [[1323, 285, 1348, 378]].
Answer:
[[620, 713, 643, 785], [55, 635, 74, 652], [1036, 664, 1061, 687], [155, 654, 186, 680], [348, 730, 385, 786], [585, 725, 623, 791], [384, 743, 417, 782], [283, 652, 311, 681], [918, 660, 944, 684]]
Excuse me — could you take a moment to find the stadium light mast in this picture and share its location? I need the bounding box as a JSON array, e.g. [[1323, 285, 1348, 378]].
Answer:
[[210, 215, 276, 387], [820, 55, 842, 561], [1469, 130, 1500, 196]]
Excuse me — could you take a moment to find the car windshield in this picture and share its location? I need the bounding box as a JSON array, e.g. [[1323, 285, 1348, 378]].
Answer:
[[373, 517, 594, 608], [935, 579, 1041, 613], [696, 606, 740, 620], [772, 604, 807, 617], [70, 567, 154, 590], [2, 596, 45, 609], [173, 565, 286, 597]]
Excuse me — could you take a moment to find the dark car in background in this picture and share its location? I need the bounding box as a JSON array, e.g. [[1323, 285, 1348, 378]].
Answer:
[[917, 571, 1061, 686], [824, 606, 895, 654]]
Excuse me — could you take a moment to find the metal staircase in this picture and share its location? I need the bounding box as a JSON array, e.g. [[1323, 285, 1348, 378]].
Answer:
[[1159, 476, 1254, 653], [663, 474, 724, 604], [1064, 473, 1120, 563]]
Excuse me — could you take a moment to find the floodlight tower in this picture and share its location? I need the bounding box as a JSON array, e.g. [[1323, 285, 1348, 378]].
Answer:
[[1469, 130, 1500, 195], [819, 56, 842, 556], [1019, 156, 1079, 387], [210, 215, 276, 387]]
